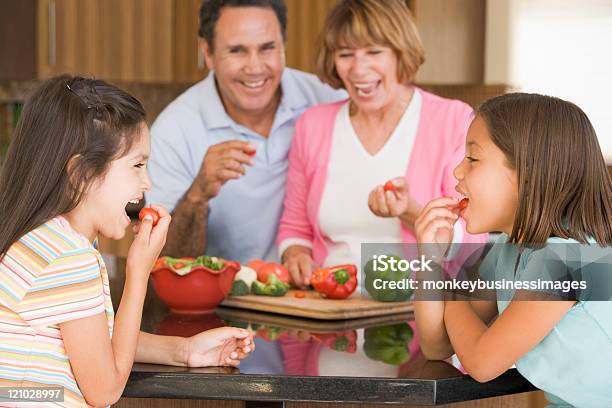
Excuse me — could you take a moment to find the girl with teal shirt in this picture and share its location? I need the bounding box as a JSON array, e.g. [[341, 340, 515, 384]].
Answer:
[[414, 93, 612, 407]]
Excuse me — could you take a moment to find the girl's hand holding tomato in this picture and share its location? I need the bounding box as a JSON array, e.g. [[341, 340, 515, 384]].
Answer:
[[368, 177, 423, 230], [139, 207, 160, 226], [414, 197, 460, 261], [127, 205, 171, 281]]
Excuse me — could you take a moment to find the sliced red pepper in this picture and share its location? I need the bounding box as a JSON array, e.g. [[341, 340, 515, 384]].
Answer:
[[294, 291, 306, 298], [311, 264, 358, 299]]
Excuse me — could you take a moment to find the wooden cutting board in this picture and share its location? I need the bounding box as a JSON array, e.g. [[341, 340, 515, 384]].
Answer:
[[220, 290, 413, 320]]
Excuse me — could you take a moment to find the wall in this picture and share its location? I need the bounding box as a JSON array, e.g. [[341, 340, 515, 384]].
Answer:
[[485, 0, 612, 163]]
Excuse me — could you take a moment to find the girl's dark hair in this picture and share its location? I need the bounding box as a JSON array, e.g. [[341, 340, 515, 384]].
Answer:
[[0, 75, 146, 260], [478, 92, 612, 245]]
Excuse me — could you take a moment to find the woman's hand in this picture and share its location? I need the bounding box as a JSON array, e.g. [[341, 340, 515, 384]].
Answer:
[[184, 327, 254, 367], [126, 204, 171, 281], [368, 177, 423, 230], [282, 245, 318, 289]]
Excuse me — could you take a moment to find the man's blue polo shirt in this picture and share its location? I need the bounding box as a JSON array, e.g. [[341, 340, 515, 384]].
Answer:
[[146, 68, 346, 263]]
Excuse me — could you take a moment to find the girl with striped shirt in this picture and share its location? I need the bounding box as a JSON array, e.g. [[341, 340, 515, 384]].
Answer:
[[0, 76, 254, 407]]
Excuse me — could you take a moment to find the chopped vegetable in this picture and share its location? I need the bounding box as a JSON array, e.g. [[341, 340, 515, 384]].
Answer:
[[229, 266, 257, 296], [247, 259, 266, 271], [155, 256, 239, 277], [257, 262, 290, 285], [251, 274, 290, 296]]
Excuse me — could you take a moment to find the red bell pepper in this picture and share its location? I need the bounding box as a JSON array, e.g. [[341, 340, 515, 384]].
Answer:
[[311, 264, 358, 299]]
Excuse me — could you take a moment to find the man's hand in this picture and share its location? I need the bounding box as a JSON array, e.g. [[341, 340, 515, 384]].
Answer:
[[197, 140, 256, 200]]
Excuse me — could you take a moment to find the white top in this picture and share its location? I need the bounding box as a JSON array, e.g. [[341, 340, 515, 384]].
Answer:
[[318, 90, 421, 269], [279, 88, 462, 269]]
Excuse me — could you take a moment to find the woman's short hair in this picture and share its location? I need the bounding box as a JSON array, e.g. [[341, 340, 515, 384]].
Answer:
[[316, 0, 425, 89]]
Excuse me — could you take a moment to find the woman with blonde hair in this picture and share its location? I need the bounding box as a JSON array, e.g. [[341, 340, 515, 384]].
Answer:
[[278, 0, 487, 287]]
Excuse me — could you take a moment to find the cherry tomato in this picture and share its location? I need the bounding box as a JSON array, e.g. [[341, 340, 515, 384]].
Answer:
[[383, 181, 396, 192], [257, 263, 290, 285], [139, 207, 160, 226], [246, 149, 257, 157], [247, 259, 266, 272], [294, 291, 306, 298], [458, 197, 469, 210]]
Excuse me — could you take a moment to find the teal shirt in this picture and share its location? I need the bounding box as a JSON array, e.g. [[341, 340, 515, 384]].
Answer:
[[482, 234, 612, 407]]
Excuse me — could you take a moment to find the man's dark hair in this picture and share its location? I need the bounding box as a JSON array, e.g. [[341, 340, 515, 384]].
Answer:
[[199, 0, 288, 51]]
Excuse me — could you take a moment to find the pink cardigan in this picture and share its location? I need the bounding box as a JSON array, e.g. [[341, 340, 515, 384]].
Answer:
[[277, 89, 488, 266]]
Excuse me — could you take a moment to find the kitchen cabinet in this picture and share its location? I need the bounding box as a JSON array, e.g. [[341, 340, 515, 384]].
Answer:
[[414, 0, 486, 84], [36, 0, 103, 79], [1, 0, 483, 84], [0, 0, 37, 80], [36, 0, 174, 82], [172, 0, 207, 83]]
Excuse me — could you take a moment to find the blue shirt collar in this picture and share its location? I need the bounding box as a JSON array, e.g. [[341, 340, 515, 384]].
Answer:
[[199, 69, 309, 131]]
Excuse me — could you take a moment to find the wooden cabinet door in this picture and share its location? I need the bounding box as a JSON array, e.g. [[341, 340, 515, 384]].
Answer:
[[415, 0, 485, 84], [37, 0, 174, 82], [99, 0, 174, 82], [37, 0, 103, 78], [285, 0, 338, 73], [173, 0, 208, 83]]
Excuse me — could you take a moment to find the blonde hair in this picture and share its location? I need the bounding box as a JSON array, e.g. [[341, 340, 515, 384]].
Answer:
[[315, 0, 425, 89]]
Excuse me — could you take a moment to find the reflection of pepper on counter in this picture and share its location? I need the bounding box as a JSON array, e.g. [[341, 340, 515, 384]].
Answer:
[[256, 325, 288, 342], [312, 330, 357, 353], [363, 323, 413, 365], [311, 264, 357, 299]]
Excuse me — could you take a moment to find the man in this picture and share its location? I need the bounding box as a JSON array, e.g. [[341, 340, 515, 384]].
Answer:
[[146, 0, 345, 263]]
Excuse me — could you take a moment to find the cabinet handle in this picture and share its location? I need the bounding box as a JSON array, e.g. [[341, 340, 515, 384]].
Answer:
[[48, 0, 57, 67]]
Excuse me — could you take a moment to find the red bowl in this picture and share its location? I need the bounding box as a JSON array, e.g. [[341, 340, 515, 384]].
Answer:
[[151, 265, 238, 314]]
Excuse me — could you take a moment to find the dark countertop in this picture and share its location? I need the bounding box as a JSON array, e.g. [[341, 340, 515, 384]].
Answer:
[[103, 255, 536, 405]]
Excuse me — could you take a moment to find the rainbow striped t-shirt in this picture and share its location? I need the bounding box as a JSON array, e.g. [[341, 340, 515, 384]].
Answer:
[[0, 216, 114, 407]]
